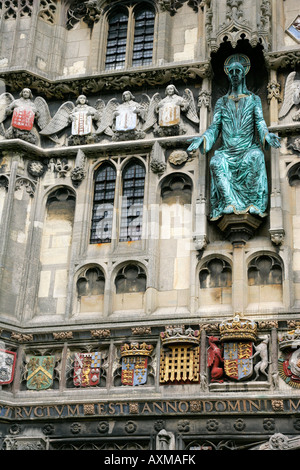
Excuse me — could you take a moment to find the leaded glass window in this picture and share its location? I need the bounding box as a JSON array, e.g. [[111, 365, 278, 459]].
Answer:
[[120, 162, 145, 242], [132, 7, 155, 67], [105, 11, 128, 71], [105, 3, 155, 70], [90, 163, 116, 244]]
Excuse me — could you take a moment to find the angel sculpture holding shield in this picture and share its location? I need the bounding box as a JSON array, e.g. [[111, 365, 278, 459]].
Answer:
[[95, 90, 150, 141], [0, 88, 51, 145], [143, 84, 199, 137], [40, 94, 104, 146]]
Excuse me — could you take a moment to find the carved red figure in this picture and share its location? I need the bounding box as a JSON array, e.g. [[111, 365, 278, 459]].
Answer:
[[207, 336, 224, 383]]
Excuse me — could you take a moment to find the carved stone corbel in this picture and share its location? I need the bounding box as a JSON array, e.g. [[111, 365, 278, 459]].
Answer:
[[71, 149, 86, 186], [267, 80, 281, 104], [269, 228, 285, 246]]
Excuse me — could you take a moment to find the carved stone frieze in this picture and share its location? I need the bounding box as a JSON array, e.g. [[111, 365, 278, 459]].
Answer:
[[0, 63, 210, 100], [158, 0, 203, 15], [265, 50, 300, 71], [90, 329, 111, 338], [132, 327, 152, 335], [10, 332, 33, 342], [53, 331, 73, 340]]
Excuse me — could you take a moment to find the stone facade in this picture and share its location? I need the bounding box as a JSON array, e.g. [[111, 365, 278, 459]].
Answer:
[[0, 0, 300, 451]]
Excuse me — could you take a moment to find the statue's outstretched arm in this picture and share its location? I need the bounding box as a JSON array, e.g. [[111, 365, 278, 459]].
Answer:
[[254, 95, 281, 149], [187, 97, 222, 153]]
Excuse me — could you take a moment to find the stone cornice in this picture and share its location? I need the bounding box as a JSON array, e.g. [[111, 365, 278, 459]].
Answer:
[[0, 135, 195, 159], [0, 62, 211, 99]]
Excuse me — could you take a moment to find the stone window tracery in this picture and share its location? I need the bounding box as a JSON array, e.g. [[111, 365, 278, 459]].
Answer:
[[0, 0, 33, 19], [105, 2, 155, 71], [199, 258, 232, 289], [247, 254, 283, 305], [248, 255, 283, 286], [77, 266, 105, 298], [39, 0, 57, 24], [115, 264, 147, 294], [199, 258, 232, 307]]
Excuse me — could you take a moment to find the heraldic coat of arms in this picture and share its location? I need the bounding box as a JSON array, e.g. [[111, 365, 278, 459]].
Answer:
[[208, 315, 258, 383], [73, 352, 101, 387], [220, 315, 257, 381], [0, 349, 16, 385], [120, 343, 153, 386], [26, 355, 55, 390]]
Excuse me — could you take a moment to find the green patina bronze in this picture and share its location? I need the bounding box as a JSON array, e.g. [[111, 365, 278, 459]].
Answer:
[[188, 55, 281, 221]]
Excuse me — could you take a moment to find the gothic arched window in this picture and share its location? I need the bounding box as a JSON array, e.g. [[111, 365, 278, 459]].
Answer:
[[105, 3, 155, 70], [90, 163, 116, 244], [120, 161, 146, 242]]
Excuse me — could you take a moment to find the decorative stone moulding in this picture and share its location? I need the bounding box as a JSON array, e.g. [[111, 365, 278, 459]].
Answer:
[[160, 325, 200, 347], [219, 315, 258, 343]]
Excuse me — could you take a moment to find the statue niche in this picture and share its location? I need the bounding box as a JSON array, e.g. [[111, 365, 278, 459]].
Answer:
[[188, 54, 281, 241]]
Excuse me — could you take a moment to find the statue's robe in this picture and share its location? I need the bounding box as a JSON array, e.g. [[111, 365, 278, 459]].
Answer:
[[201, 93, 269, 220]]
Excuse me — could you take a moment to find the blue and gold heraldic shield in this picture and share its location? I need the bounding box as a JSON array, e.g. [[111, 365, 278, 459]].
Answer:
[[121, 356, 148, 386], [223, 342, 253, 381], [26, 355, 55, 390], [73, 352, 101, 387]]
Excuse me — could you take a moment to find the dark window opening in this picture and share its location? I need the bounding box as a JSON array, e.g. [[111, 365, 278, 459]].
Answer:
[[120, 162, 145, 242], [90, 164, 116, 244]]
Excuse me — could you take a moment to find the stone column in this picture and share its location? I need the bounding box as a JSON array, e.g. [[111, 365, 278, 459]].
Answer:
[[217, 214, 263, 313], [193, 78, 211, 255], [267, 69, 285, 246], [0, 160, 17, 282], [231, 240, 247, 314]]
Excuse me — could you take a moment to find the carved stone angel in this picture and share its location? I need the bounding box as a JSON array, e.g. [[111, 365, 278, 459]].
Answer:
[[143, 84, 199, 137], [95, 90, 150, 141], [40, 94, 104, 145], [0, 88, 51, 145], [279, 71, 300, 122]]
